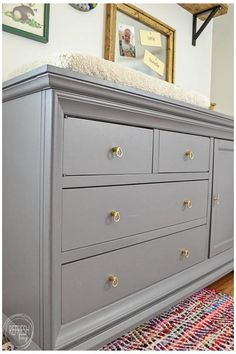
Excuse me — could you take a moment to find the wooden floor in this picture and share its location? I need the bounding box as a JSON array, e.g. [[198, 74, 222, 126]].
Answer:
[[207, 271, 234, 297]]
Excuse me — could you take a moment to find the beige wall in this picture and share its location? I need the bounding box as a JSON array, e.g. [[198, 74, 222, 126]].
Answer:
[[211, 4, 234, 117]]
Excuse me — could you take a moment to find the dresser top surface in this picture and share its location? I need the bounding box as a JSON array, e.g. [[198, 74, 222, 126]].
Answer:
[[3, 64, 234, 122]]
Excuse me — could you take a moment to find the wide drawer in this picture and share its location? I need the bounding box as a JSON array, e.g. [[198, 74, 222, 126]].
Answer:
[[155, 131, 210, 173], [62, 226, 208, 324], [62, 180, 208, 251], [63, 118, 153, 175]]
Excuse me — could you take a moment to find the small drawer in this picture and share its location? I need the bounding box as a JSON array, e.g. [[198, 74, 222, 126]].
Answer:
[[63, 118, 153, 175], [62, 226, 208, 324], [62, 180, 208, 251], [155, 131, 210, 173]]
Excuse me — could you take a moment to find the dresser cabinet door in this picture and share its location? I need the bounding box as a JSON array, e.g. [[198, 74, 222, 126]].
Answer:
[[210, 139, 234, 257]]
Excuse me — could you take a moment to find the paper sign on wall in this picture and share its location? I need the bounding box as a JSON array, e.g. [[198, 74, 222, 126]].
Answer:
[[140, 30, 162, 47], [143, 50, 165, 76]]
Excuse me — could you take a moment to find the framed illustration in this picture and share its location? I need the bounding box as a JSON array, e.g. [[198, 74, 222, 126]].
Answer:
[[2, 4, 50, 43], [105, 4, 175, 83]]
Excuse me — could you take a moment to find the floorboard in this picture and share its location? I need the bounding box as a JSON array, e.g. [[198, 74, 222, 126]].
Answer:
[[207, 271, 234, 297]]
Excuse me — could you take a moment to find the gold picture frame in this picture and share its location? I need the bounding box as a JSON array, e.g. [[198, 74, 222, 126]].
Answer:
[[104, 4, 175, 83]]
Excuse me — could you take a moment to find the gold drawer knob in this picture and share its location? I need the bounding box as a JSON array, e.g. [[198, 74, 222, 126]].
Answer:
[[108, 274, 119, 288], [183, 200, 192, 209], [180, 249, 190, 258], [185, 150, 194, 160], [112, 146, 123, 158], [111, 210, 121, 222]]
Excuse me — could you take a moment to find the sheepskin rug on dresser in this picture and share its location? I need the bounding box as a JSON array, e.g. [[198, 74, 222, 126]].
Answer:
[[8, 53, 210, 109]]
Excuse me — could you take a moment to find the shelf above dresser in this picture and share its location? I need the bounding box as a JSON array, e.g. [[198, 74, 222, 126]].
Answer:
[[179, 3, 229, 21]]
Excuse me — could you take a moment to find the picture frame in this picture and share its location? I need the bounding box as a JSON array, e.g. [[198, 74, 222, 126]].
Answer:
[[105, 4, 175, 83], [2, 4, 50, 43]]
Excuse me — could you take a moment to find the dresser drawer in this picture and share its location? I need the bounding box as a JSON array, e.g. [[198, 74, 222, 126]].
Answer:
[[62, 180, 208, 251], [155, 131, 210, 173], [62, 226, 208, 323], [63, 118, 153, 175]]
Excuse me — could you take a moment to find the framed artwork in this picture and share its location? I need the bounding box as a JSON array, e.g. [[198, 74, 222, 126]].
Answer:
[[2, 4, 50, 43], [105, 4, 175, 83]]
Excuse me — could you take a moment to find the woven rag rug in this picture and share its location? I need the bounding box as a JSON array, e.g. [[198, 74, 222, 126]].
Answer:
[[101, 288, 234, 351], [2, 288, 234, 351]]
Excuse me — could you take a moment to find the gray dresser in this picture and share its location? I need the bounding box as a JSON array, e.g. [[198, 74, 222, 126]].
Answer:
[[2, 66, 234, 350]]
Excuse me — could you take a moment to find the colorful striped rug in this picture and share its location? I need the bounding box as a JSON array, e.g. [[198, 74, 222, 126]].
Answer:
[[101, 289, 234, 351]]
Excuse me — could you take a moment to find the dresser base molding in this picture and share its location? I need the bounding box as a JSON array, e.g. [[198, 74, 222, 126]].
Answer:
[[55, 248, 233, 350]]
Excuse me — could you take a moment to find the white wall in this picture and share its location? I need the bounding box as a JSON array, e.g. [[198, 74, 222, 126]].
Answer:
[[136, 4, 213, 97], [211, 4, 234, 117], [2, 3, 213, 98], [2, 4, 106, 81]]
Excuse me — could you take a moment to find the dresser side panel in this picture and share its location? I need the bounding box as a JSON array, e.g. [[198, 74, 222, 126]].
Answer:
[[2, 93, 43, 346]]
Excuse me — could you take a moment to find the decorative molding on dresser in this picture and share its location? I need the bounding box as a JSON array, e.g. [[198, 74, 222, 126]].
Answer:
[[2, 66, 234, 350], [3, 66, 233, 138]]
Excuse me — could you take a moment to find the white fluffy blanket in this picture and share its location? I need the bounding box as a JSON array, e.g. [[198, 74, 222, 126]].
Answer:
[[8, 53, 210, 109]]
